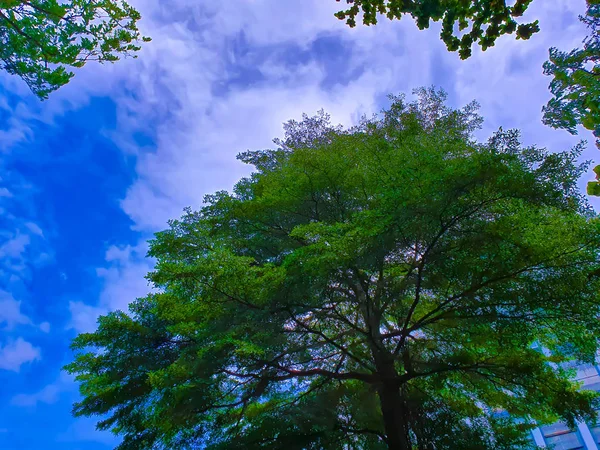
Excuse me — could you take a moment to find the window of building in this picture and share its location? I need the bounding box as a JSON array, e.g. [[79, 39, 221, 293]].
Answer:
[[576, 364, 600, 391], [560, 363, 600, 391], [589, 410, 600, 444], [590, 424, 600, 444], [574, 364, 599, 380], [581, 375, 600, 392], [540, 422, 584, 450]]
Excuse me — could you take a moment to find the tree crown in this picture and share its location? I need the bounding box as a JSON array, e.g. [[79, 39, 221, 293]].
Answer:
[[67, 88, 600, 450]]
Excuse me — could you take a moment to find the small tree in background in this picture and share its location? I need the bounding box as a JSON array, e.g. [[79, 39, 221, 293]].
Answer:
[[540, 0, 600, 196], [67, 89, 600, 450], [543, 0, 599, 151]]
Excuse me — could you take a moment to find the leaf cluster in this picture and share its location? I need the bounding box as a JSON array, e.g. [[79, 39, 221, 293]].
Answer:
[[334, 0, 540, 59], [0, 0, 150, 98], [543, 0, 599, 150]]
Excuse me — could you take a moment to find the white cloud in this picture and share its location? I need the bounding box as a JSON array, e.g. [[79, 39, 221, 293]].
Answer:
[[98, 243, 154, 311], [24, 222, 43, 237], [114, 9, 437, 231], [0, 0, 594, 160], [29, 0, 592, 332], [57, 416, 119, 446], [109, 0, 595, 233], [0, 103, 34, 152], [0, 180, 52, 288], [6, 0, 593, 230], [69, 243, 154, 333], [0, 233, 30, 260], [0, 290, 31, 329], [11, 372, 74, 407], [0, 338, 40, 372], [68, 301, 104, 335], [39, 322, 50, 333], [0, 178, 51, 365], [0, 220, 50, 286]]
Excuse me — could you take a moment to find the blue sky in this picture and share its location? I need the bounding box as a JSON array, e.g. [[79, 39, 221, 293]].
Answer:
[[0, 0, 596, 448]]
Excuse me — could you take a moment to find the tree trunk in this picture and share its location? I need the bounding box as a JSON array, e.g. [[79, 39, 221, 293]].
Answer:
[[353, 276, 412, 449], [378, 382, 412, 450]]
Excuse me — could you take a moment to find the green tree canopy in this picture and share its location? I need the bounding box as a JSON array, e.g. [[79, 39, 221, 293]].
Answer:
[[334, 0, 540, 59], [67, 89, 600, 450], [0, 0, 150, 98]]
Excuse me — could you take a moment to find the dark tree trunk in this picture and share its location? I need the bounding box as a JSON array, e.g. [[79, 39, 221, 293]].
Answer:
[[354, 276, 412, 449], [378, 382, 412, 450]]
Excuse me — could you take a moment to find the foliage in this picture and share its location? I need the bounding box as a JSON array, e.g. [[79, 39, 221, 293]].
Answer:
[[66, 88, 600, 450], [542, 0, 599, 195], [0, 0, 150, 98], [334, 0, 540, 59], [543, 0, 599, 151]]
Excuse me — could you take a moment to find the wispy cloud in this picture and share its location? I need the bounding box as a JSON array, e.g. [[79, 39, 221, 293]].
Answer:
[[69, 243, 154, 333], [0, 338, 40, 372], [0, 176, 51, 288], [0, 290, 32, 329], [11, 372, 74, 407]]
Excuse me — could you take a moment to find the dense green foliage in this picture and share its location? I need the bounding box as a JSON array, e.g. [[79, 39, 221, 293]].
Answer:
[[334, 0, 540, 59], [67, 89, 600, 450], [0, 0, 150, 98], [543, 0, 599, 150]]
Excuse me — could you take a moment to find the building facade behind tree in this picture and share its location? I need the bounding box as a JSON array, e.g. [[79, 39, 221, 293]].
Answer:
[[530, 363, 600, 449]]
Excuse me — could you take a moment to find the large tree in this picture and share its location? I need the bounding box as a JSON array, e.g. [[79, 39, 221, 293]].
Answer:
[[67, 89, 600, 450], [0, 0, 150, 98], [334, 0, 540, 59]]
